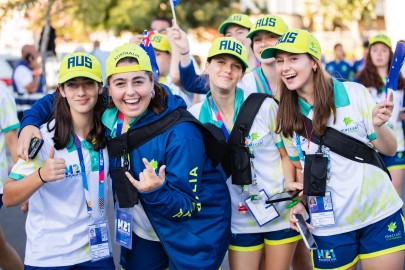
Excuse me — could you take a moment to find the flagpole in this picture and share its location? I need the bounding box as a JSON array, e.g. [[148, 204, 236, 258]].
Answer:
[[170, 0, 177, 25]]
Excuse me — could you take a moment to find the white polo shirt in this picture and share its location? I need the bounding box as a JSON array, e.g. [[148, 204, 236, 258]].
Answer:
[[0, 87, 20, 194], [189, 89, 299, 233], [9, 121, 110, 266], [288, 80, 403, 236]]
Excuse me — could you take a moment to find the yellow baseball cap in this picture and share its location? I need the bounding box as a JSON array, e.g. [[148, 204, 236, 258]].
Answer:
[[246, 15, 288, 39], [106, 43, 152, 78], [261, 29, 321, 60], [58, 52, 102, 84], [369, 33, 392, 48], [151, 33, 171, 53], [218, 14, 252, 35], [207, 37, 248, 68]]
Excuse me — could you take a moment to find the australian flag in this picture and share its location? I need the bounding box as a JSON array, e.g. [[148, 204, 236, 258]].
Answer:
[[386, 41, 405, 92], [140, 30, 160, 82]]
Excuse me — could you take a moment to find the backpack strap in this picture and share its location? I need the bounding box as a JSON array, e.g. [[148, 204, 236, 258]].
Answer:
[[107, 108, 227, 167], [300, 115, 391, 180], [228, 93, 274, 146]]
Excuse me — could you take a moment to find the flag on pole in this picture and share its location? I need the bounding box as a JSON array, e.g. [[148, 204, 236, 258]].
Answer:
[[386, 41, 405, 93], [140, 30, 160, 82], [170, 0, 180, 24]]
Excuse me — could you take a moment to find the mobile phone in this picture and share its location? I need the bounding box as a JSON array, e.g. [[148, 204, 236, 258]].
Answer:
[[265, 190, 301, 204], [25, 53, 34, 63], [293, 213, 318, 250], [28, 137, 44, 160]]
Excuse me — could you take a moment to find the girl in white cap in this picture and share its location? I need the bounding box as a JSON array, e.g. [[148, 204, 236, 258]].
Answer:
[[265, 29, 404, 270], [3, 52, 114, 269], [189, 36, 303, 270]]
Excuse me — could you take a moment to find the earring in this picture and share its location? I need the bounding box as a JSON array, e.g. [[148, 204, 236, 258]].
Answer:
[[313, 67, 317, 72], [151, 90, 155, 98]]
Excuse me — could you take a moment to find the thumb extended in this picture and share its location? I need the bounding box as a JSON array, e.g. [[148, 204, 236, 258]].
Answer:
[[48, 147, 55, 158]]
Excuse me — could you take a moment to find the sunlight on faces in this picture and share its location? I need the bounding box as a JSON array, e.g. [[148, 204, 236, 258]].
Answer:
[[275, 52, 317, 94], [59, 77, 100, 116], [252, 31, 280, 63], [109, 61, 154, 122], [370, 43, 391, 69], [207, 54, 244, 93]]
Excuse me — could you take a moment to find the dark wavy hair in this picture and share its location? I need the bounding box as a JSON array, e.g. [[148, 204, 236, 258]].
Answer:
[[356, 45, 405, 92], [47, 82, 106, 151]]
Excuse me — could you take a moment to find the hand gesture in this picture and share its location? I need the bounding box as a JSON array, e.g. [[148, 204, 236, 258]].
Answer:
[[167, 24, 190, 54], [40, 147, 66, 182], [18, 125, 42, 161], [125, 158, 166, 192], [372, 92, 394, 127], [284, 181, 304, 197]]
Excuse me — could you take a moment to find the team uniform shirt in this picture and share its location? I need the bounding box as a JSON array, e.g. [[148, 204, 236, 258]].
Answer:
[[159, 76, 194, 108], [250, 66, 275, 95], [389, 89, 405, 152], [189, 88, 299, 234], [102, 107, 159, 242], [286, 80, 403, 237], [326, 60, 354, 81], [9, 121, 110, 267], [0, 87, 20, 194]]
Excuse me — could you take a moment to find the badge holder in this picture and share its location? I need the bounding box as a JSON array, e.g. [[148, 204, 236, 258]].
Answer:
[[309, 191, 336, 227], [245, 189, 279, 226], [114, 202, 133, 249], [88, 222, 112, 262]]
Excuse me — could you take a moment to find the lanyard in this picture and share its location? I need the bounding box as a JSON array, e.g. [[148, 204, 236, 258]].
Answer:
[[209, 96, 231, 139], [74, 134, 105, 217], [260, 68, 272, 94]]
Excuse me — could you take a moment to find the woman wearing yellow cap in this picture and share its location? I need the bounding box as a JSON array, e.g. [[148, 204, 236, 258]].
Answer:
[[3, 52, 115, 269], [357, 34, 405, 196], [103, 43, 231, 270], [265, 29, 404, 269], [189, 36, 302, 270], [246, 15, 289, 98]]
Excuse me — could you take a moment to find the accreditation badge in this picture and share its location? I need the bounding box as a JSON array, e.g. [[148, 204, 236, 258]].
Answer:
[[88, 222, 112, 262], [245, 189, 280, 226], [309, 191, 336, 227], [114, 206, 133, 249]]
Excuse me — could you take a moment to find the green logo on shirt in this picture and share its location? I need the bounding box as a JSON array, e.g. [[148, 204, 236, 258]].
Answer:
[[150, 159, 158, 170], [343, 117, 353, 126], [388, 222, 397, 233]]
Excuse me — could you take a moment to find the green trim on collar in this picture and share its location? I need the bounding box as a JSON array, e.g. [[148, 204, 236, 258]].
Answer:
[[199, 88, 245, 127], [333, 79, 350, 108], [298, 79, 350, 116], [102, 107, 146, 137], [66, 135, 99, 172]]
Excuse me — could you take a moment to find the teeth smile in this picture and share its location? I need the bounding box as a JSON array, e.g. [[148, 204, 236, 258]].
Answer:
[[125, 99, 139, 104], [285, 73, 297, 79]]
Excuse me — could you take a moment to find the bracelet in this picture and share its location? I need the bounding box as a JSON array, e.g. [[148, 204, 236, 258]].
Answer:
[[180, 51, 189, 55], [38, 167, 47, 183]]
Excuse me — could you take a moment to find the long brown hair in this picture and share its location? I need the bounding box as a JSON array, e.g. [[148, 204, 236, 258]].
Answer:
[[48, 82, 106, 151], [106, 57, 167, 115], [356, 45, 405, 92], [276, 56, 336, 138]]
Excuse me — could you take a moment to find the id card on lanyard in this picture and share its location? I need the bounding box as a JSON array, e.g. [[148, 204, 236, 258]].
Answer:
[[113, 112, 134, 249], [74, 135, 112, 261]]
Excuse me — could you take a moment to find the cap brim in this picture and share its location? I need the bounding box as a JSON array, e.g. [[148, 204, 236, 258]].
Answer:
[[218, 22, 250, 35], [58, 70, 102, 84], [261, 44, 307, 59], [246, 28, 284, 39]]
